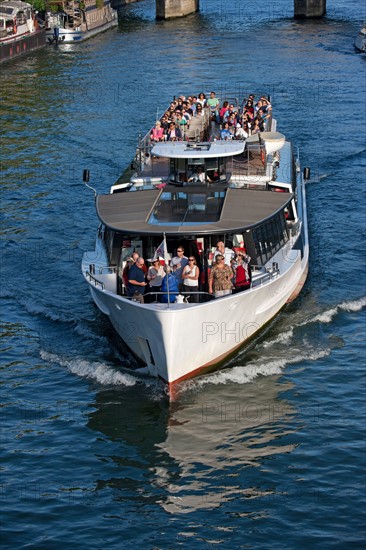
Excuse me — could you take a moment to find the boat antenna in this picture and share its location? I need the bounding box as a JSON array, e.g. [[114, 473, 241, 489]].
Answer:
[[82, 169, 97, 197]]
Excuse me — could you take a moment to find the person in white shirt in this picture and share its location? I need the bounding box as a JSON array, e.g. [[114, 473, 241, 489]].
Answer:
[[213, 241, 235, 266], [182, 256, 200, 302]]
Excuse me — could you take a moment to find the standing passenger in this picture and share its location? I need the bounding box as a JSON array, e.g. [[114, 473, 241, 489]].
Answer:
[[127, 257, 147, 298], [182, 256, 200, 302], [208, 255, 234, 298], [213, 241, 235, 266], [147, 259, 165, 296], [170, 246, 188, 291], [161, 267, 179, 303]]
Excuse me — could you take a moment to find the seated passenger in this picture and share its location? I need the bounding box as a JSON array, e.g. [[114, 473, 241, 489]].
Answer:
[[219, 101, 229, 122], [207, 91, 220, 122], [243, 122, 251, 136], [188, 167, 212, 183], [244, 100, 254, 116], [196, 92, 207, 107], [227, 113, 237, 127], [235, 123, 248, 140], [167, 123, 182, 141], [182, 108, 192, 121], [251, 119, 263, 134], [151, 121, 165, 142], [176, 112, 188, 130], [195, 103, 204, 117], [220, 122, 233, 140], [174, 97, 184, 112]]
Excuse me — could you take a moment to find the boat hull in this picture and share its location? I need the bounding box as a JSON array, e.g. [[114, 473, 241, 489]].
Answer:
[[46, 17, 117, 44], [85, 246, 308, 394], [355, 31, 366, 52], [0, 29, 45, 63]]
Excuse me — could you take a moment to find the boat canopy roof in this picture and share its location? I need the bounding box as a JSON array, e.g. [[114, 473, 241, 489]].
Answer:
[[0, 1, 32, 14], [151, 141, 245, 159], [96, 187, 293, 236]]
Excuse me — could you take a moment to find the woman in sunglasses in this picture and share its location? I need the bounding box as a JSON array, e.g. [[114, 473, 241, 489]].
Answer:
[[208, 255, 234, 298], [182, 257, 200, 303]]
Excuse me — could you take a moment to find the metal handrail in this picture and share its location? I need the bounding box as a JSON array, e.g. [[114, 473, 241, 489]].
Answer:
[[99, 266, 117, 274], [250, 264, 280, 287], [125, 290, 215, 302], [86, 271, 105, 290]]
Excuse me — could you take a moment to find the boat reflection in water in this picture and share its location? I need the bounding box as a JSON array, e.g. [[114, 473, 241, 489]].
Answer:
[[87, 374, 298, 514]]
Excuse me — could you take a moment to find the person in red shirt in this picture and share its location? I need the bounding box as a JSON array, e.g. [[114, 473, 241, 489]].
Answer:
[[234, 254, 251, 292]]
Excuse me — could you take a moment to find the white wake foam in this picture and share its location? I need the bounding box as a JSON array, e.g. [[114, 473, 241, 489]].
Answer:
[[182, 348, 330, 391], [260, 328, 294, 348], [260, 297, 365, 351], [40, 350, 138, 387], [305, 296, 366, 326]]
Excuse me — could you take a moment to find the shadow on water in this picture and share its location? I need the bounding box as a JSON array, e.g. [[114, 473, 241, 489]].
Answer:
[[87, 374, 298, 514], [117, 8, 152, 33]]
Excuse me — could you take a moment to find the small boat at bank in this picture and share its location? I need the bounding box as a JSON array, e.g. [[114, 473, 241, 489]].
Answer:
[[0, 0, 45, 63], [354, 24, 366, 52], [82, 94, 310, 398], [45, 0, 117, 44]]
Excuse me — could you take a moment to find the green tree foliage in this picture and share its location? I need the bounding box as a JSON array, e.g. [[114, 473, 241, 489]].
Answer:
[[27, 0, 47, 11]]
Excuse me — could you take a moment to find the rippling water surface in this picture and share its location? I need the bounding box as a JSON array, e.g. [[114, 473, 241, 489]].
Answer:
[[1, 0, 366, 548]]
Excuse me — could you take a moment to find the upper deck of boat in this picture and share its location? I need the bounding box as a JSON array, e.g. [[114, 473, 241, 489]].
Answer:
[[129, 95, 275, 185], [104, 94, 295, 234]]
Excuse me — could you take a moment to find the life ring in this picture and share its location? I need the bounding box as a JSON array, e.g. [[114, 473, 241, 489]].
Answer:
[[261, 149, 265, 165]]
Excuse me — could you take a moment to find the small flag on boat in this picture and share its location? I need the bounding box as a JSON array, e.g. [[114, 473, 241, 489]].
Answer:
[[153, 234, 170, 264]]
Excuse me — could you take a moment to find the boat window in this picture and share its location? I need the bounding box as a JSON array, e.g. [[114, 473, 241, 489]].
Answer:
[[16, 11, 27, 25], [148, 190, 226, 226], [252, 211, 289, 264], [0, 7, 15, 15]]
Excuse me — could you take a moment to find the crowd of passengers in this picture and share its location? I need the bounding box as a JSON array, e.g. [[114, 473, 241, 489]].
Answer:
[[123, 242, 251, 304], [150, 92, 272, 142]]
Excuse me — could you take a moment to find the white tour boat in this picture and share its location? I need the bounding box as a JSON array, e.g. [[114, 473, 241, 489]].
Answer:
[[46, 0, 117, 44], [0, 0, 45, 63], [354, 24, 366, 52], [82, 94, 310, 399]]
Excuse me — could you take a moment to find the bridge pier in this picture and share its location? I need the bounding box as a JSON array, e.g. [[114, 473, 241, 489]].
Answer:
[[156, 0, 199, 20], [294, 0, 326, 18]]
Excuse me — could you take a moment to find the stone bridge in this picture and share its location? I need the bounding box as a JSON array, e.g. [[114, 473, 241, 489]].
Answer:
[[116, 0, 326, 20]]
